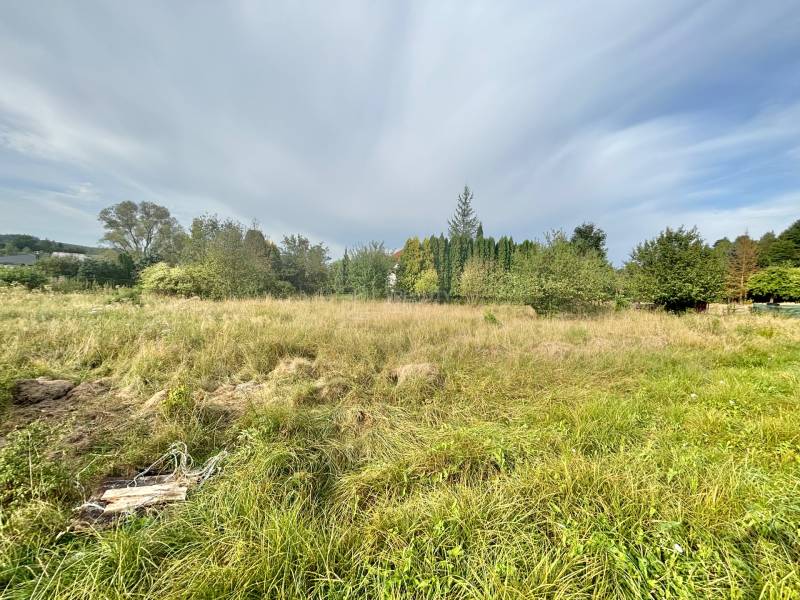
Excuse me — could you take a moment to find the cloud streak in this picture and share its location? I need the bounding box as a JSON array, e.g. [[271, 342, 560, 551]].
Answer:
[[1, 1, 799, 262]]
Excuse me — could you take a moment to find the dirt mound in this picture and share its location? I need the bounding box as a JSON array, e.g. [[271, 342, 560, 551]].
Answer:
[[390, 363, 442, 386], [65, 379, 111, 402], [138, 389, 168, 417], [271, 357, 315, 379], [202, 382, 268, 421], [313, 376, 350, 402], [12, 378, 75, 405], [2, 378, 130, 452]]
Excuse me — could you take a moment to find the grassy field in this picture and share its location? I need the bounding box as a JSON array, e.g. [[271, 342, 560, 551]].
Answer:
[[1, 288, 800, 599]]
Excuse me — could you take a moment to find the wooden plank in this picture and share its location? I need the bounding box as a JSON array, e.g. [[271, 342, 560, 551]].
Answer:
[[100, 482, 188, 513]]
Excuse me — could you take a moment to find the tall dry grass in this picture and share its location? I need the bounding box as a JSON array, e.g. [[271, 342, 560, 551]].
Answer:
[[1, 288, 799, 598]]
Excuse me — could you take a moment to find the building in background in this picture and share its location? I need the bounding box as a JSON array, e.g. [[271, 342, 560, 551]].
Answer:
[[0, 254, 38, 267], [51, 252, 88, 261]]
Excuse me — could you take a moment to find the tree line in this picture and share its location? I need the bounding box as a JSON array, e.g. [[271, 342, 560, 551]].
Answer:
[[0, 234, 97, 256], [2, 191, 799, 311]]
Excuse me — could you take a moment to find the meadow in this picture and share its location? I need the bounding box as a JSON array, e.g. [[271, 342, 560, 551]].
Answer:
[[1, 288, 799, 599]]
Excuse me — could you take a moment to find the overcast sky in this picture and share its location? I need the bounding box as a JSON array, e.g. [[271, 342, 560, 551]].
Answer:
[[1, 2, 799, 263]]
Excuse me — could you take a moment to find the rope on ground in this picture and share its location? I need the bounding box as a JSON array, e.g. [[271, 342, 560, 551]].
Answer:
[[132, 442, 228, 487]]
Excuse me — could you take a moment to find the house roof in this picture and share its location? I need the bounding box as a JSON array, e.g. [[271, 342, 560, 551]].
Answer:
[[0, 254, 38, 265]]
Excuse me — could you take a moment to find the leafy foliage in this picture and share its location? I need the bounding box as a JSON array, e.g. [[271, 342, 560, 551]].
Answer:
[[98, 201, 183, 261], [35, 256, 82, 278], [571, 222, 608, 259], [329, 249, 351, 294], [140, 262, 223, 298], [0, 267, 48, 290], [504, 234, 616, 313], [77, 256, 135, 287], [279, 235, 330, 295], [348, 242, 394, 298], [758, 221, 800, 267], [626, 227, 725, 310], [8, 190, 800, 310], [747, 266, 800, 302], [456, 257, 498, 304], [413, 268, 439, 297]]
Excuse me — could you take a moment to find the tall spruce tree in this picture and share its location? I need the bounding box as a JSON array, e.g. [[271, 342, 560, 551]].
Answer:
[[448, 186, 480, 239]]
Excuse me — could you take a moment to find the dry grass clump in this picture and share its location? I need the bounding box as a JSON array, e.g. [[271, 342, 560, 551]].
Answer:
[[1, 287, 800, 598]]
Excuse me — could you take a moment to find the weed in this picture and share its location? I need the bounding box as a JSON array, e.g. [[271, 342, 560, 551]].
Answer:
[[161, 384, 196, 421], [483, 309, 500, 325]]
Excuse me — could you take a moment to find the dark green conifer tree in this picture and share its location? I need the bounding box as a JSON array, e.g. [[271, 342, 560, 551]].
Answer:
[[440, 236, 452, 296], [497, 236, 514, 271], [448, 186, 480, 239]]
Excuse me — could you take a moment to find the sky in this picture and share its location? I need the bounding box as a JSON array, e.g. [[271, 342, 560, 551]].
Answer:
[[1, 2, 799, 264]]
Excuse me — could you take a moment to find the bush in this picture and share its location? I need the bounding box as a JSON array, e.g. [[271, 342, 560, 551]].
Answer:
[[348, 242, 394, 299], [0, 267, 48, 290], [77, 257, 133, 287], [456, 259, 498, 304], [413, 268, 440, 298], [106, 287, 143, 306], [499, 235, 617, 313], [140, 263, 219, 298], [747, 266, 800, 302], [36, 256, 82, 278], [625, 227, 725, 311]]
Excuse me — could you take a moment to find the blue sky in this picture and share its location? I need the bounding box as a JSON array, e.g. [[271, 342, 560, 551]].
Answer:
[[1, 1, 799, 263]]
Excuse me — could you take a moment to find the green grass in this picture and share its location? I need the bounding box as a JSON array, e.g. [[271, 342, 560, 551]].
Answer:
[[1, 288, 799, 598]]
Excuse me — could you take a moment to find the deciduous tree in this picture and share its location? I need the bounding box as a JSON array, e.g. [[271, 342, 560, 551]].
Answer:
[[747, 266, 800, 302], [98, 201, 181, 261], [571, 222, 608, 259], [280, 235, 330, 295], [626, 227, 725, 311], [348, 242, 393, 298]]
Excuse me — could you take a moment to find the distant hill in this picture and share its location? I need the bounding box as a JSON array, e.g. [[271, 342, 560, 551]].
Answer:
[[0, 234, 102, 256]]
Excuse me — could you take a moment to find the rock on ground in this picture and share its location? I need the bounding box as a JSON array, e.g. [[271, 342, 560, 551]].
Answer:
[[12, 378, 75, 406], [390, 363, 442, 386]]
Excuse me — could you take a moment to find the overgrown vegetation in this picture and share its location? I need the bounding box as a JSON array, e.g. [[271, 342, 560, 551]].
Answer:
[[3, 196, 800, 310], [1, 289, 799, 598]]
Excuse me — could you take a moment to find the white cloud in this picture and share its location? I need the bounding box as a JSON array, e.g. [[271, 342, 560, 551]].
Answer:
[[0, 1, 798, 261]]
